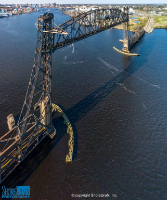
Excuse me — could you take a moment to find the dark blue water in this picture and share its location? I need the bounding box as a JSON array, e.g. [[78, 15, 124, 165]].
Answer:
[[0, 8, 167, 200]]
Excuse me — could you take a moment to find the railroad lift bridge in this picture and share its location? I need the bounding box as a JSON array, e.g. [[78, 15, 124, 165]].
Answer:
[[0, 7, 135, 184]]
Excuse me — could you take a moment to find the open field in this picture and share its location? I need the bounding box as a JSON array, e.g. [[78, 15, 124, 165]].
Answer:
[[63, 10, 167, 31], [153, 16, 167, 28], [113, 17, 148, 32]]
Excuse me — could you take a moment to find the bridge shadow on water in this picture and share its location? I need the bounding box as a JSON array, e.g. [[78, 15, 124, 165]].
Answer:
[[1, 42, 152, 191]]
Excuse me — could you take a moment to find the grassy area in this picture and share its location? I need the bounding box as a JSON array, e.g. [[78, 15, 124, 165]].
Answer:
[[128, 17, 148, 31], [154, 16, 167, 23], [113, 17, 148, 32], [153, 16, 167, 28], [65, 10, 167, 30]]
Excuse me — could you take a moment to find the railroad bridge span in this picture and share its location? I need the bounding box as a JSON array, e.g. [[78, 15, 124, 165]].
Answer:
[[0, 7, 144, 184]]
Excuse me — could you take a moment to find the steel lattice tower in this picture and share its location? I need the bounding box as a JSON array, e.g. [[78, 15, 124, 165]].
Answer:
[[17, 13, 56, 145], [0, 9, 129, 184], [122, 7, 129, 53]]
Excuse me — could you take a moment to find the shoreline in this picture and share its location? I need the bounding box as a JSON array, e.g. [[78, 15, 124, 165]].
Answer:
[[62, 10, 167, 31], [0, 8, 39, 18]]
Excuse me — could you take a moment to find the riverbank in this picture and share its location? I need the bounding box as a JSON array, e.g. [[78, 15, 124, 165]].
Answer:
[[153, 16, 167, 28], [0, 7, 39, 18], [0, 8, 166, 199], [112, 16, 148, 32], [62, 10, 167, 31]]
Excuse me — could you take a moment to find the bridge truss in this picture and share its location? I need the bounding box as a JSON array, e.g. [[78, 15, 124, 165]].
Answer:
[[52, 8, 128, 51], [0, 8, 129, 184]]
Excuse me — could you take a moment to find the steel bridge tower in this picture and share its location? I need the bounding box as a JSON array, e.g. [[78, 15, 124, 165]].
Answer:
[[17, 13, 56, 140], [0, 9, 129, 184], [122, 7, 129, 53], [0, 13, 57, 184]]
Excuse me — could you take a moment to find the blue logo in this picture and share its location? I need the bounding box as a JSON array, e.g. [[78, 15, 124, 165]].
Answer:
[[2, 186, 30, 198]]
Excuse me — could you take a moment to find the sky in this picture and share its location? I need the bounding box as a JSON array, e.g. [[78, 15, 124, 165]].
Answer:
[[1, 0, 167, 5]]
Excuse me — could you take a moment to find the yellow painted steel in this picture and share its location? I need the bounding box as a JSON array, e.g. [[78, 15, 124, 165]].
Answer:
[[1, 127, 45, 169], [52, 103, 74, 163], [1, 103, 73, 170], [1, 159, 12, 169], [113, 46, 140, 56]]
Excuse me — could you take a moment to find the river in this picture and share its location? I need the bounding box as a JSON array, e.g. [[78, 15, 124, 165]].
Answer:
[[0, 8, 167, 200]]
